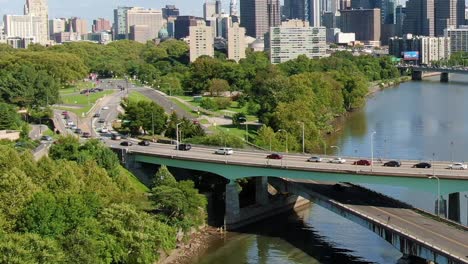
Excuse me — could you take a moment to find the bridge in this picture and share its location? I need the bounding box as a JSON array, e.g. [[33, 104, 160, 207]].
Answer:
[[111, 142, 468, 264], [397, 65, 468, 82]]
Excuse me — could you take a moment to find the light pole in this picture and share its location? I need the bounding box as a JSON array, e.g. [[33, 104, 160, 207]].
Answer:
[[331, 145, 340, 156], [464, 194, 468, 226], [324, 141, 327, 156], [432, 152, 435, 178], [151, 112, 155, 141], [450, 141, 454, 162], [371, 131, 376, 171], [428, 175, 441, 217], [245, 123, 248, 143], [298, 121, 305, 154], [278, 129, 288, 153], [176, 122, 183, 151]]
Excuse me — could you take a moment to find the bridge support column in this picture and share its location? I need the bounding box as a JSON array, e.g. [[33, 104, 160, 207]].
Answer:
[[224, 181, 240, 229], [412, 71, 422, 81], [255, 177, 269, 205], [440, 72, 449, 82], [448, 193, 460, 223]]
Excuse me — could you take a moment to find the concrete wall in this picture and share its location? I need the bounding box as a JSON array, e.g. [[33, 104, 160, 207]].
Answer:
[[0, 130, 20, 141]]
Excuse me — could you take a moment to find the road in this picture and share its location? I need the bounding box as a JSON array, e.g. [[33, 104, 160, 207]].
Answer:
[[135, 87, 195, 120]]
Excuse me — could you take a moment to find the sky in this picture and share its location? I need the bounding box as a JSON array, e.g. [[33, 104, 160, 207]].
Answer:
[[0, 0, 227, 23]]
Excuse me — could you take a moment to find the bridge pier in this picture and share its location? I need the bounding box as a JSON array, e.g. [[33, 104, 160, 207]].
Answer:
[[440, 72, 449, 82], [255, 177, 269, 205], [411, 71, 422, 81], [224, 181, 240, 228], [448, 193, 460, 223]]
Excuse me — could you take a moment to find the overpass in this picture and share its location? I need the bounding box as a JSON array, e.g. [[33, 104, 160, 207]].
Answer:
[[397, 65, 468, 82], [111, 142, 468, 263]]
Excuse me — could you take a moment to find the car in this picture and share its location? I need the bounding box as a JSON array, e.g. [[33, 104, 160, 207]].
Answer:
[[41, 135, 53, 141], [267, 153, 283, 159], [75, 128, 82, 134], [383, 160, 401, 167], [120, 141, 133, 146], [111, 134, 121, 140], [412, 162, 431, 168], [138, 140, 150, 146], [307, 156, 322, 162], [329, 157, 346, 164], [215, 148, 233, 155], [66, 120, 74, 126], [102, 106, 109, 110], [70, 125, 78, 130], [82, 132, 91, 138], [98, 118, 105, 123], [177, 143, 192, 151], [79, 89, 89, 94], [100, 127, 109, 133], [61, 111, 68, 115], [353, 159, 371, 166], [93, 113, 100, 118], [448, 163, 467, 170]]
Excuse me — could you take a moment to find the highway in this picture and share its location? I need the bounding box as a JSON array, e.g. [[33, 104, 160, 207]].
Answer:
[[108, 142, 468, 180]]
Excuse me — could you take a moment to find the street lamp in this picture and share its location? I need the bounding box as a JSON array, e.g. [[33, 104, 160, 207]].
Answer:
[[176, 122, 183, 152], [450, 141, 454, 162], [278, 129, 288, 153], [331, 145, 340, 156], [464, 194, 468, 226], [297, 121, 305, 154], [245, 123, 248, 143], [371, 131, 376, 171], [428, 175, 441, 217]]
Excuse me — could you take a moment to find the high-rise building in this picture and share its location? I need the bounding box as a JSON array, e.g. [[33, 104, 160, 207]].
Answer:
[[434, 0, 465, 36], [227, 22, 246, 62], [129, 25, 150, 43], [175, 16, 204, 39], [445, 27, 468, 52], [340, 8, 381, 43], [49, 18, 66, 38], [204, 1, 217, 20], [215, 0, 223, 15], [339, 0, 351, 10], [69, 17, 88, 35], [395, 5, 406, 36], [240, 0, 280, 38], [268, 20, 327, 64], [127, 7, 164, 41], [113, 6, 132, 40], [308, 0, 321, 27], [389, 34, 450, 64], [283, 0, 307, 21], [189, 21, 214, 62], [24, 0, 48, 44], [403, 0, 434, 36], [230, 0, 239, 17], [162, 5, 179, 19], [4, 14, 43, 41], [92, 18, 111, 33]]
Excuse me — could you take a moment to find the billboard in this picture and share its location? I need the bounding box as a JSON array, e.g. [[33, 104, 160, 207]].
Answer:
[[403, 51, 419, 61]]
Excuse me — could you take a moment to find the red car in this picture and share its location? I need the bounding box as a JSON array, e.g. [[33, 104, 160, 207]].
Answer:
[[267, 153, 283, 159], [353, 159, 371, 166]]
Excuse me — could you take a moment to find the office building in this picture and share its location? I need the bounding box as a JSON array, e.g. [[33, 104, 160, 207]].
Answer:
[[340, 9, 381, 43], [389, 34, 450, 64], [113, 6, 132, 40], [227, 22, 246, 62], [189, 21, 214, 62], [268, 20, 326, 64], [69, 17, 88, 35], [127, 7, 164, 41], [240, 0, 280, 38], [204, 1, 217, 20], [7, 37, 34, 48], [4, 14, 42, 41], [403, 0, 434, 36], [93, 18, 111, 33], [215, 0, 223, 14], [322, 11, 340, 29], [53, 31, 81, 43], [175, 16, 204, 39], [49, 18, 66, 38], [434, 0, 465, 36], [308, 0, 321, 27], [230, 0, 239, 17], [445, 27, 468, 52], [395, 5, 406, 36], [87, 31, 112, 43], [24, 0, 48, 44], [129, 25, 150, 43], [340, 0, 351, 10], [162, 5, 179, 19], [283, 0, 307, 21]]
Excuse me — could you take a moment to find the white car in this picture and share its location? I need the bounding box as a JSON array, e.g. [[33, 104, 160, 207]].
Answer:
[[307, 156, 322, 162], [448, 163, 467, 170], [66, 120, 74, 126], [70, 125, 78, 130], [214, 148, 233, 155], [102, 106, 109, 110], [100, 127, 109, 133], [329, 157, 346, 164]]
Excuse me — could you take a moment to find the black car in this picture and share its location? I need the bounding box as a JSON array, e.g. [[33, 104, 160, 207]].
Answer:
[[177, 143, 192, 151], [138, 140, 150, 146], [412, 162, 431, 168], [93, 113, 100, 118], [383, 160, 401, 167], [120, 141, 133, 146]]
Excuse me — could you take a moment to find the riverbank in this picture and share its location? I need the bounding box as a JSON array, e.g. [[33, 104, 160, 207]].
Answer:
[[158, 226, 225, 264], [367, 76, 412, 96]]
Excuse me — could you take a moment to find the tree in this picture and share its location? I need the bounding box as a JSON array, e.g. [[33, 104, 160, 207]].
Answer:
[[0, 233, 65, 263], [208, 78, 230, 96], [120, 99, 167, 135], [232, 112, 247, 126], [0, 103, 22, 130]]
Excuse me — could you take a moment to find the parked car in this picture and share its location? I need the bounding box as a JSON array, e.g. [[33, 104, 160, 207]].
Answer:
[[329, 157, 346, 164], [61, 111, 68, 115], [70, 125, 78, 130], [448, 163, 467, 170], [353, 159, 371, 166], [412, 162, 431, 168], [79, 89, 89, 94], [120, 141, 133, 146], [177, 143, 192, 151], [100, 127, 108, 133], [111, 134, 121, 140], [383, 160, 401, 167], [98, 118, 105, 123], [66, 120, 74, 126], [102, 106, 109, 110], [214, 148, 233, 155], [82, 132, 91, 138], [93, 113, 100, 118], [41, 135, 53, 141], [307, 156, 322, 162], [75, 128, 82, 134], [138, 140, 150, 146], [267, 153, 283, 159]]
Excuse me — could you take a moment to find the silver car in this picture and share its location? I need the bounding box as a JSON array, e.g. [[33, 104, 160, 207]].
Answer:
[[307, 156, 322, 162], [329, 157, 346, 164], [214, 148, 233, 155]]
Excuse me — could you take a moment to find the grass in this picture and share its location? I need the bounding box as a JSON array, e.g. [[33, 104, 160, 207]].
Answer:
[[60, 81, 96, 95], [169, 98, 197, 117], [216, 124, 260, 141], [57, 90, 115, 116], [128, 91, 152, 103]]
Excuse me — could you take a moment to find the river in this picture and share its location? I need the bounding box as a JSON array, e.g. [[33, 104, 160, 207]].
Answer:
[[194, 74, 468, 264]]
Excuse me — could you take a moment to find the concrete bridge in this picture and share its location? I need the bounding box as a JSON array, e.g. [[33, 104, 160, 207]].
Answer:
[[112, 143, 468, 264], [397, 65, 468, 82]]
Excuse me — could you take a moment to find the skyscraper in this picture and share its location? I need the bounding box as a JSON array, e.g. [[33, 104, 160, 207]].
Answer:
[[240, 0, 280, 38], [340, 8, 381, 43], [230, 0, 239, 17], [24, 0, 48, 44], [162, 5, 179, 19], [308, 0, 321, 27], [93, 18, 111, 33], [114, 6, 132, 40], [434, 0, 465, 36], [403, 0, 434, 36], [204, 1, 217, 20], [227, 22, 246, 62], [215, 0, 223, 14], [283, 0, 307, 21], [127, 7, 164, 41]]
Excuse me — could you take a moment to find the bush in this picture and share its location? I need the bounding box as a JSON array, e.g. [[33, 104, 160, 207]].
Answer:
[[200, 98, 218, 111], [214, 97, 231, 110]]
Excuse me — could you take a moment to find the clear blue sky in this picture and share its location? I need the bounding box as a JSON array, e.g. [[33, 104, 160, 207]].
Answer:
[[0, 0, 230, 23]]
